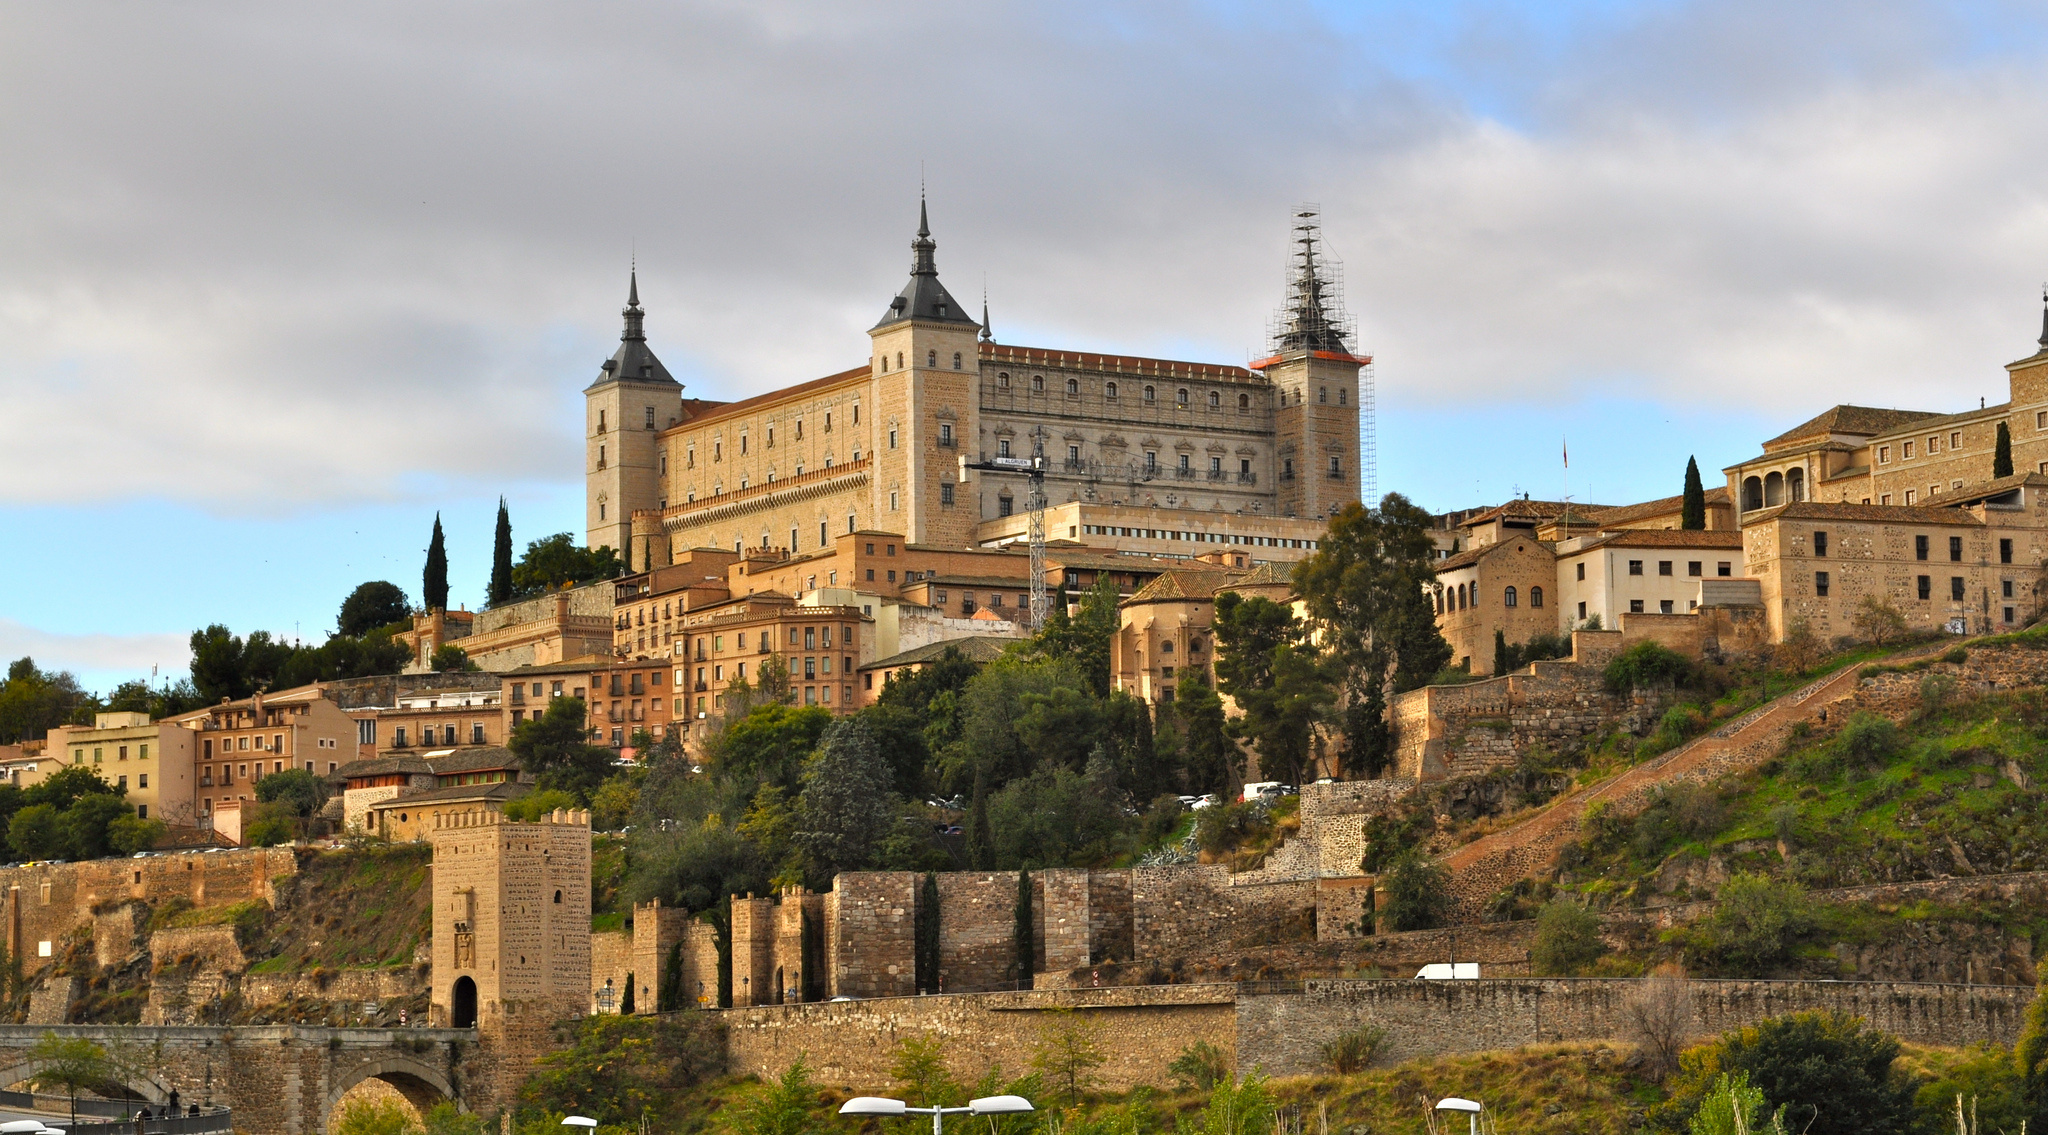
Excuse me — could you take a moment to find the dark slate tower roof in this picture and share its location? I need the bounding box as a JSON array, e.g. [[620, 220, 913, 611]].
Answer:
[[588, 269, 680, 390], [872, 199, 981, 331]]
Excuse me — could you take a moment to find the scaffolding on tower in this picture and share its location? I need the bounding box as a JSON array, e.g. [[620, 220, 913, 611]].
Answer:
[[1267, 203, 1375, 507]]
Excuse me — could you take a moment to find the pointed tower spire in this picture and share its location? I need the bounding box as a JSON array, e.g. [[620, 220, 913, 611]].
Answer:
[[980, 286, 994, 344], [910, 196, 937, 277], [2038, 284, 2047, 351], [622, 266, 645, 343], [874, 195, 974, 329]]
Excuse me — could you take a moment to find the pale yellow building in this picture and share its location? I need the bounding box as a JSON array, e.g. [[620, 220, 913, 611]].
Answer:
[[43, 712, 197, 826]]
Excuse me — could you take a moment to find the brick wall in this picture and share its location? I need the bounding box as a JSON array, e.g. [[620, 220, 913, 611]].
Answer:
[[934, 872, 1034, 993], [0, 848, 294, 976], [829, 872, 917, 998]]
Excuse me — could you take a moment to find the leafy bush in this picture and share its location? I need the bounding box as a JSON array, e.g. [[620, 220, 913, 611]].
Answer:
[[1852, 596, 1910, 646], [1839, 713, 1905, 768], [1652, 1011, 1918, 1135], [1379, 853, 1451, 932], [502, 789, 580, 822], [1320, 1025, 1385, 1073], [1919, 674, 1959, 720], [1942, 647, 1969, 665], [1687, 1071, 1785, 1135], [1698, 874, 1813, 975], [1529, 897, 1605, 976], [517, 1015, 723, 1128], [1908, 1044, 2025, 1135], [1167, 1040, 1231, 1091], [1605, 641, 1695, 691]]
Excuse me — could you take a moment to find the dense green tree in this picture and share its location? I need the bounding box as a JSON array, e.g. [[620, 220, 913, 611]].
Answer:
[[24, 765, 122, 811], [1682, 457, 1707, 530], [794, 717, 897, 875], [1529, 896, 1606, 976], [1380, 853, 1451, 931], [988, 764, 1128, 868], [488, 497, 515, 607], [1212, 593, 1333, 786], [101, 679, 205, 722], [730, 1056, 823, 1135], [939, 657, 1095, 791], [7, 805, 60, 862], [107, 815, 167, 856], [1293, 494, 1453, 777], [510, 533, 624, 598], [1174, 670, 1234, 795], [255, 768, 329, 816], [1655, 1012, 1917, 1135], [508, 697, 617, 801], [1493, 629, 1511, 677], [188, 623, 406, 703], [716, 704, 832, 792], [57, 794, 131, 861], [423, 513, 449, 610], [1022, 577, 1120, 695], [0, 659, 96, 745], [338, 581, 410, 637], [1997, 421, 2016, 479]]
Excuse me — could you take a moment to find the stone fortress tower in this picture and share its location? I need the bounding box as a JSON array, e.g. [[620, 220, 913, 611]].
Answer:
[[1259, 206, 1367, 517], [585, 271, 685, 561], [427, 807, 592, 1039]]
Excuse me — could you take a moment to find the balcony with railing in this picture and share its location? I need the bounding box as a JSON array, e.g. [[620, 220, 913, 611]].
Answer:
[[1237, 471, 1258, 485]]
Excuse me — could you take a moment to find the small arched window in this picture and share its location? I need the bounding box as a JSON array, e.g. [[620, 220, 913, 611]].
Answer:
[[553, 890, 563, 903], [1239, 393, 1250, 411], [1177, 388, 1190, 406], [1105, 382, 1118, 398], [1208, 391, 1220, 409], [1143, 385, 1156, 402], [1504, 586, 1518, 608], [1032, 374, 1045, 391], [927, 349, 937, 367], [998, 372, 1010, 388], [896, 352, 903, 368], [1530, 586, 1544, 608], [952, 352, 962, 369], [1066, 378, 1079, 395], [1457, 583, 1467, 609]]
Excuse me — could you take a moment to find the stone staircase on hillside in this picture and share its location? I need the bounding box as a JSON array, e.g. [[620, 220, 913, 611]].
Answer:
[[1437, 653, 1915, 917]]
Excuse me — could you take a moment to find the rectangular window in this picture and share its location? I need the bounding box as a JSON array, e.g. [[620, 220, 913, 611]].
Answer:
[[138, 774, 147, 788], [1576, 563, 1586, 581], [1577, 601, 1587, 619], [1950, 536, 1963, 562], [1627, 560, 1643, 576], [940, 482, 954, 505], [1687, 561, 1703, 577], [1952, 431, 1962, 449], [1903, 441, 1915, 458], [1629, 599, 1645, 613], [1657, 560, 1673, 576], [1916, 535, 1929, 561], [1905, 490, 1916, 505], [1813, 531, 1827, 557], [2004, 579, 2015, 598], [1815, 571, 1829, 597], [1718, 562, 1732, 576], [1952, 576, 1966, 601], [2039, 410, 2046, 430], [1918, 575, 1931, 600], [2001, 538, 2013, 564], [1879, 445, 1891, 464], [1881, 494, 1893, 505], [1659, 600, 1675, 614], [2008, 606, 2018, 623]]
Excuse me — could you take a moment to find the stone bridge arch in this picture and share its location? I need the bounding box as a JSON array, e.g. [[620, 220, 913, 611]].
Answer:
[[0, 1057, 173, 1105], [325, 1053, 457, 1122]]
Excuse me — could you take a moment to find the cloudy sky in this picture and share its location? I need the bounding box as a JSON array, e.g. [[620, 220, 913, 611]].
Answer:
[[5, 0, 2048, 690]]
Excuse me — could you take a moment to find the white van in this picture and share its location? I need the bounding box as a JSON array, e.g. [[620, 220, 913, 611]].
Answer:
[[1240, 781, 1283, 802], [1415, 963, 1480, 980]]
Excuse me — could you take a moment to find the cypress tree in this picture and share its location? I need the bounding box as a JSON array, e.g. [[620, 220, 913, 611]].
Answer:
[[660, 942, 684, 1011], [423, 513, 449, 610], [966, 767, 993, 870], [1997, 421, 2015, 478], [488, 497, 513, 606], [1681, 457, 1706, 530], [1493, 628, 1510, 676], [621, 971, 635, 1014], [916, 872, 942, 993], [1013, 867, 1033, 988]]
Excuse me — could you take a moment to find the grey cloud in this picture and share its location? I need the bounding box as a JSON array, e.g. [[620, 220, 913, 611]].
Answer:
[[2, 2, 2046, 509]]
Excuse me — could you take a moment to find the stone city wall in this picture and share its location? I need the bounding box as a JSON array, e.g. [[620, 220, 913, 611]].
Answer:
[[0, 848, 295, 975], [1235, 978, 2031, 1078], [720, 984, 1237, 1092]]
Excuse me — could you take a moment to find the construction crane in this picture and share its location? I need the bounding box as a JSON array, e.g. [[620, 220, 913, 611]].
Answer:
[[959, 426, 1050, 629]]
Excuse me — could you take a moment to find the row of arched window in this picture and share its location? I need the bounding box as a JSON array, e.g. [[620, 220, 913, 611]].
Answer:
[[877, 350, 967, 372], [994, 371, 1255, 411], [1437, 583, 1544, 614]]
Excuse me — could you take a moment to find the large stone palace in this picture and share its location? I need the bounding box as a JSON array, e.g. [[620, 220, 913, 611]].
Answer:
[[584, 201, 1366, 571]]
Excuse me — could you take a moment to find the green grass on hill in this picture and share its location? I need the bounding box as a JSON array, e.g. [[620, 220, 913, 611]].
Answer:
[[245, 844, 433, 972]]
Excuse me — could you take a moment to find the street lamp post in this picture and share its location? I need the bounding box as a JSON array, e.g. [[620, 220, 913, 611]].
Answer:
[[840, 1094, 1036, 1135], [1436, 1098, 1483, 1135]]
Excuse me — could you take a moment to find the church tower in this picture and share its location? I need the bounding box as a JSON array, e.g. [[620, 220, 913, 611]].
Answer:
[[869, 200, 984, 547], [585, 271, 683, 558], [1256, 207, 1368, 519]]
